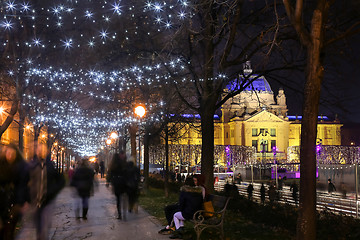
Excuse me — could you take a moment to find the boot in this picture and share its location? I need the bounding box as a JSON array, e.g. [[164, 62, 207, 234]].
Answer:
[[83, 208, 88, 220]]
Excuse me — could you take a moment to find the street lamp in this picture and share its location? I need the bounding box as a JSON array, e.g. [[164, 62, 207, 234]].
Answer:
[[134, 105, 146, 118], [110, 132, 118, 140], [134, 105, 146, 167]]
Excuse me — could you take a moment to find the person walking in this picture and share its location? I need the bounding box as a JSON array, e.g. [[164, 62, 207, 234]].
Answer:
[[70, 159, 95, 220], [328, 179, 336, 194], [93, 161, 99, 176], [107, 151, 127, 220], [260, 183, 266, 205], [268, 183, 276, 204], [29, 143, 65, 240], [99, 160, 105, 178], [290, 181, 298, 206], [247, 184, 254, 201], [125, 161, 140, 213], [0, 144, 29, 240]]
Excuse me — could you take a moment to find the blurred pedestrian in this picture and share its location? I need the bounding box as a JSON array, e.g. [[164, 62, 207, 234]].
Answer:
[[70, 159, 95, 220], [340, 182, 347, 198], [268, 183, 276, 203], [107, 151, 127, 220], [278, 176, 283, 190], [328, 179, 336, 194], [29, 143, 65, 240], [99, 160, 105, 178], [290, 181, 298, 206], [94, 161, 99, 175], [125, 161, 140, 213], [68, 165, 75, 182], [235, 173, 242, 184], [260, 183, 266, 205], [0, 144, 29, 240], [247, 184, 254, 200]]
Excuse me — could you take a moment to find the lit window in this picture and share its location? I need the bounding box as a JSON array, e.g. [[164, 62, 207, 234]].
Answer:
[[252, 128, 257, 136], [270, 128, 276, 137]]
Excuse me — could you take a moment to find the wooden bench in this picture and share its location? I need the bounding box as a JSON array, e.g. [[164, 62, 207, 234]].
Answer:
[[192, 195, 231, 240]]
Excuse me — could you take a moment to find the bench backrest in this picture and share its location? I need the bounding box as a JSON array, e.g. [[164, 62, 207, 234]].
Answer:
[[210, 194, 230, 212]]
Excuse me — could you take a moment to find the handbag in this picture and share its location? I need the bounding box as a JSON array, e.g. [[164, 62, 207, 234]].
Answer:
[[203, 200, 214, 217]]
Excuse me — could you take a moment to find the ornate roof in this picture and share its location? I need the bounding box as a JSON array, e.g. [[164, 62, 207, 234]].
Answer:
[[226, 61, 273, 93]]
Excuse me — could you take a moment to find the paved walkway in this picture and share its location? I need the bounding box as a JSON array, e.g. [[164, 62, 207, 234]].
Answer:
[[16, 177, 168, 240]]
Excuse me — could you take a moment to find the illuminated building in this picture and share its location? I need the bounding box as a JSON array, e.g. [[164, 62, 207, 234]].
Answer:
[[168, 61, 342, 163]]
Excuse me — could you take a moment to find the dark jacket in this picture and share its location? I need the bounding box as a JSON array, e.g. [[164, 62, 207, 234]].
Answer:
[[29, 156, 65, 208], [125, 163, 140, 192], [179, 185, 203, 220], [71, 166, 94, 198], [0, 155, 29, 219], [108, 160, 127, 195]]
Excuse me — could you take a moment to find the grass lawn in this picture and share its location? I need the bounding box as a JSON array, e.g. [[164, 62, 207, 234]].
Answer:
[[139, 187, 294, 240]]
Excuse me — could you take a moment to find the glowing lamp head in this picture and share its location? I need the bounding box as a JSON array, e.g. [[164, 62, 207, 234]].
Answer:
[[106, 139, 112, 145], [134, 105, 146, 118], [110, 132, 118, 139], [0, 106, 3, 114]]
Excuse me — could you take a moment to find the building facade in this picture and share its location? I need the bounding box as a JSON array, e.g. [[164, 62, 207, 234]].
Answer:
[[169, 61, 342, 163]]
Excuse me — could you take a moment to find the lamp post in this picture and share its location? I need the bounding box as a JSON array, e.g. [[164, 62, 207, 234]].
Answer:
[[134, 105, 146, 168], [110, 131, 119, 153]]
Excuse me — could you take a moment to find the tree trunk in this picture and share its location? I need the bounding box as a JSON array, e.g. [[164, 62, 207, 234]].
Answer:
[[143, 130, 150, 190], [33, 126, 41, 156], [56, 150, 60, 173], [129, 124, 137, 165], [164, 125, 169, 197], [0, 98, 18, 140], [200, 104, 216, 193], [296, 4, 326, 240], [18, 108, 25, 153]]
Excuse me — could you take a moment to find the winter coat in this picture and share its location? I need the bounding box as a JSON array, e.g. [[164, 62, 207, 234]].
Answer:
[[108, 160, 126, 195], [125, 164, 140, 192], [71, 166, 94, 198], [328, 182, 336, 193], [178, 185, 203, 220], [0, 156, 29, 220], [29, 156, 65, 208]]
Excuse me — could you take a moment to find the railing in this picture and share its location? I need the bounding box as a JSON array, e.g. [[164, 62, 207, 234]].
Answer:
[[214, 181, 360, 218]]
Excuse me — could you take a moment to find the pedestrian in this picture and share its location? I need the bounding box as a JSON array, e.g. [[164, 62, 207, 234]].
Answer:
[[70, 159, 95, 220], [340, 182, 347, 198], [125, 161, 140, 213], [260, 183, 266, 205], [68, 165, 75, 182], [290, 181, 298, 206], [99, 160, 105, 178], [247, 184, 254, 200], [29, 143, 65, 240], [268, 183, 276, 203], [169, 177, 203, 239], [107, 151, 127, 220], [235, 173, 242, 184], [94, 161, 99, 175], [278, 176, 283, 190], [0, 144, 29, 240], [328, 179, 336, 194]]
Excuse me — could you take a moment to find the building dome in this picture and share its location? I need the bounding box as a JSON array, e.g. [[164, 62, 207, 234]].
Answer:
[[226, 61, 273, 93]]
